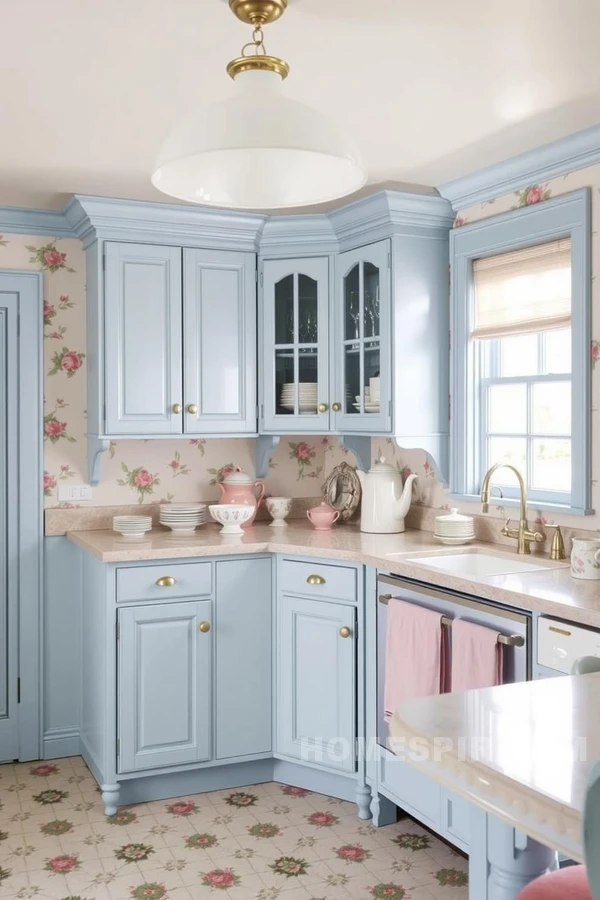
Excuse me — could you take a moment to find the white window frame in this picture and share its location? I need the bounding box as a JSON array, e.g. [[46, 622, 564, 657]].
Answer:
[[449, 188, 592, 515]]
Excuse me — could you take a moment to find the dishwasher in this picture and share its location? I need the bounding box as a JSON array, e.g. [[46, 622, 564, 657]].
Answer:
[[377, 575, 532, 751]]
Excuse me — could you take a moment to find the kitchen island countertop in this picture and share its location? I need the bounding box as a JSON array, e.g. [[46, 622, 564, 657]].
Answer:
[[67, 522, 600, 628]]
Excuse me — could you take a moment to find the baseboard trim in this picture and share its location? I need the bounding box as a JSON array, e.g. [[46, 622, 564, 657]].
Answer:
[[272, 759, 357, 803], [43, 727, 80, 760], [119, 760, 275, 806]]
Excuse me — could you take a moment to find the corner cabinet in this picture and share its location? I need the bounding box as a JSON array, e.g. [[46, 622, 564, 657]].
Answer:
[[104, 243, 256, 438]]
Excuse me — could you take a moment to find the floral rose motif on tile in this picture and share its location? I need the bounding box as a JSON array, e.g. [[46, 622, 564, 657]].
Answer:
[[391, 832, 431, 850], [185, 833, 219, 850], [33, 789, 68, 805], [334, 844, 371, 863], [207, 463, 238, 486], [248, 822, 281, 839], [306, 811, 339, 827], [115, 843, 155, 863], [48, 346, 85, 378], [107, 809, 138, 826], [369, 883, 407, 900], [515, 184, 552, 207], [269, 856, 309, 878], [280, 784, 311, 797], [44, 854, 80, 875], [289, 441, 321, 480], [117, 464, 160, 504], [189, 438, 206, 455], [40, 820, 73, 836], [43, 471, 56, 497], [44, 399, 75, 444], [592, 340, 599, 369], [27, 240, 75, 273], [0, 867, 11, 883], [224, 791, 258, 808], [453, 215, 468, 228], [165, 799, 197, 816], [434, 868, 468, 886], [201, 868, 241, 889], [130, 883, 167, 900]]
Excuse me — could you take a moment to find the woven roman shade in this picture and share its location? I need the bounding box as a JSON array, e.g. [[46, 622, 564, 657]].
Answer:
[[471, 238, 571, 339]]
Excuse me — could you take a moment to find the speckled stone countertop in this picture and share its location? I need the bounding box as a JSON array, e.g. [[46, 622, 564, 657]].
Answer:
[[389, 673, 600, 859], [67, 522, 600, 627]]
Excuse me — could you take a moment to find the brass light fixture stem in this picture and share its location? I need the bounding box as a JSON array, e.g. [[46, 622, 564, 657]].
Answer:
[[229, 0, 288, 27], [226, 0, 290, 79]]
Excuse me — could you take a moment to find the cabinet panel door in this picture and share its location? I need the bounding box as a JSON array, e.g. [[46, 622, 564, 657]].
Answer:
[[215, 558, 272, 759], [118, 600, 212, 772], [183, 249, 257, 435], [277, 595, 356, 772], [261, 257, 330, 433], [333, 240, 391, 433], [105, 242, 182, 435]]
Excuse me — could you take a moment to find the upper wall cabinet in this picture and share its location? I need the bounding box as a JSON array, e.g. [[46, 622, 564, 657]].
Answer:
[[101, 242, 256, 438]]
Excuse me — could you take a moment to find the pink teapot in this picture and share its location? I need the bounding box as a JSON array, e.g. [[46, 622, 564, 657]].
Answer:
[[217, 467, 265, 527]]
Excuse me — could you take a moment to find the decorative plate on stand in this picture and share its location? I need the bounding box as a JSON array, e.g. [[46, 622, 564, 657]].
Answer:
[[322, 461, 362, 522]]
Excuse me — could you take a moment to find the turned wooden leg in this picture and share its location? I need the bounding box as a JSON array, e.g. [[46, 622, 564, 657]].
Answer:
[[487, 817, 557, 900], [356, 781, 372, 820], [101, 783, 120, 816]]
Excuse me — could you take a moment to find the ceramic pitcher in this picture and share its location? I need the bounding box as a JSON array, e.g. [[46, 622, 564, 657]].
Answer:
[[217, 467, 265, 527], [571, 538, 600, 580]]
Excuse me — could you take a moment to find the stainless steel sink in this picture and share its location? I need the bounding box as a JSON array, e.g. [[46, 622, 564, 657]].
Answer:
[[401, 551, 549, 578]]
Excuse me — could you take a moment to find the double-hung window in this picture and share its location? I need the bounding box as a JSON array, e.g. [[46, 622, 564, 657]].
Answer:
[[450, 189, 591, 514]]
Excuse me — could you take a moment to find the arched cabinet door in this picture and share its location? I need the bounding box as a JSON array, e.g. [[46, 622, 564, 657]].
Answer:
[[260, 257, 330, 434], [333, 240, 392, 434]]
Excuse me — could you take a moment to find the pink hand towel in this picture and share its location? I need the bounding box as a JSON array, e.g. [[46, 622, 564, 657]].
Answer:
[[451, 619, 503, 692], [384, 598, 448, 722]]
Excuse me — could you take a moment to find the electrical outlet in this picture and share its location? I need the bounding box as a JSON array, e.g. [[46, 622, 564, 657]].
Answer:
[[57, 484, 92, 502]]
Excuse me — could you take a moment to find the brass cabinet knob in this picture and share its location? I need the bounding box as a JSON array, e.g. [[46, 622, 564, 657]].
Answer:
[[306, 574, 325, 585], [187, 403, 198, 415], [156, 576, 176, 587], [339, 626, 352, 639], [172, 403, 182, 414], [318, 403, 328, 413], [332, 402, 341, 412], [198, 621, 211, 633]]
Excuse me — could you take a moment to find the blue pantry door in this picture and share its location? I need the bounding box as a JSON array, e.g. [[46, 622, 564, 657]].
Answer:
[[0, 273, 42, 762]]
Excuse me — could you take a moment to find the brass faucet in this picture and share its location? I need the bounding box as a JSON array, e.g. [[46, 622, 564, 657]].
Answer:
[[480, 463, 545, 555]]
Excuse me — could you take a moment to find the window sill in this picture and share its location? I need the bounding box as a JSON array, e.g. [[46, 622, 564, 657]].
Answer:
[[447, 493, 594, 517]]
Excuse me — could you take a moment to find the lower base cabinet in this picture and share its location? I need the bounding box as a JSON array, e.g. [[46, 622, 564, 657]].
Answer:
[[276, 592, 357, 774]]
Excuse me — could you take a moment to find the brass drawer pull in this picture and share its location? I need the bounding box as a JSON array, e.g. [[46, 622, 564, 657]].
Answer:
[[198, 621, 211, 633], [332, 402, 341, 412], [156, 576, 176, 587], [339, 626, 352, 638], [307, 574, 325, 585], [172, 403, 182, 414], [549, 625, 571, 637], [187, 403, 198, 415], [318, 403, 328, 413]]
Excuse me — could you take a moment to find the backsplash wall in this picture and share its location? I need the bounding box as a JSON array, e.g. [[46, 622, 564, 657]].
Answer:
[[385, 161, 600, 533], [2, 233, 347, 509]]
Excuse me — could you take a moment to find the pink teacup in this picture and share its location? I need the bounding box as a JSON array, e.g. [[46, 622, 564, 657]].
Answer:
[[307, 502, 340, 531]]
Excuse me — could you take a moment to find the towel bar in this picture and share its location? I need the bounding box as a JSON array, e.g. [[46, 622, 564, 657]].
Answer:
[[378, 594, 525, 648]]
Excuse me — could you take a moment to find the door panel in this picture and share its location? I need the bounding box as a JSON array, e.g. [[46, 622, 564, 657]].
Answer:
[[334, 240, 391, 433], [105, 242, 182, 434], [183, 249, 257, 434], [277, 595, 356, 773], [261, 257, 329, 433], [215, 558, 272, 759], [118, 600, 212, 772]]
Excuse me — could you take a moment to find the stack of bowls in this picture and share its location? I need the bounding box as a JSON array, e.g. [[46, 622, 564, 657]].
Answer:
[[113, 515, 152, 539], [159, 503, 207, 534], [280, 383, 318, 414], [434, 508, 475, 545]]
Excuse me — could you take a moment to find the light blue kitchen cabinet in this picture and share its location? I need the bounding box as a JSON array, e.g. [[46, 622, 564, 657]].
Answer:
[[260, 257, 330, 433], [104, 242, 183, 435], [183, 248, 256, 435], [215, 558, 272, 759], [118, 600, 212, 772], [333, 239, 392, 433], [277, 594, 356, 774]]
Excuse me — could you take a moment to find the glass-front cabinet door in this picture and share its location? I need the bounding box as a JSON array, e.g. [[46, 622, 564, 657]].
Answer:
[[333, 240, 391, 433], [261, 257, 329, 433]]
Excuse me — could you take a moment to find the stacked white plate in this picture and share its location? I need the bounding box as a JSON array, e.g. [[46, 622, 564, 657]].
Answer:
[[353, 394, 380, 414], [113, 515, 152, 539], [434, 508, 475, 545], [159, 503, 207, 534], [280, 383, 318, 414]]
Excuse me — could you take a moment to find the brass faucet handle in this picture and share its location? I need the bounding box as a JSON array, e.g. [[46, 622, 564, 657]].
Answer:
[[527, 529, 546, 544], [501, 518, 519, 539]]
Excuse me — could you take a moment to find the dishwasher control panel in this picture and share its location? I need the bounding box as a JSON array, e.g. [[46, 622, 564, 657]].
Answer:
[[537, 616, 600, 673]]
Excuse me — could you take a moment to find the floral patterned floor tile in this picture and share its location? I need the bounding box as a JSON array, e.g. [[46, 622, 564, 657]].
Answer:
[[0, 757, 470, 900]]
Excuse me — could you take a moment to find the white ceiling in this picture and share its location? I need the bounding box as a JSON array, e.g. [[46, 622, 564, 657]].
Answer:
[[3, 0, 600, 210]]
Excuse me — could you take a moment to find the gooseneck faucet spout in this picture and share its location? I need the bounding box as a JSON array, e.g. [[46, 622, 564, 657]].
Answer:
[[480, 463, 545, 555]]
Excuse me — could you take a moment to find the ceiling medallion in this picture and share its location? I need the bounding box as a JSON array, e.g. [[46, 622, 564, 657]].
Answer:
[[151, 0, 367, 209]]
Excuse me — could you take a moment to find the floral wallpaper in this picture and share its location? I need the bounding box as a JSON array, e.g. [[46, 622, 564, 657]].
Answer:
[[0, 233, 351, 510], [386, 162, 600, 531]]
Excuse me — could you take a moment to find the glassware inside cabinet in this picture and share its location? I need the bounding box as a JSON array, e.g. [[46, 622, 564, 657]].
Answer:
[[274, 272, 319, 416], [342, 261, 382, 415]]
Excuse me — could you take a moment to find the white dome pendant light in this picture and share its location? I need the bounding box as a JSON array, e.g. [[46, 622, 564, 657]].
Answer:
[[151, 0, 367, 209]]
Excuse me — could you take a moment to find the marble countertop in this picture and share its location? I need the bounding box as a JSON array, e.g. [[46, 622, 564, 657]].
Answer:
[[67, 522, 600, 627], [389, 673, 600, 859]]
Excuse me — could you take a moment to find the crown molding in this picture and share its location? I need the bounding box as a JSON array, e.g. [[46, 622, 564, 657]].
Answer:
[[0, 205, 73, 238], [259, 214, 338, 256], [438, 123, 600, 210]]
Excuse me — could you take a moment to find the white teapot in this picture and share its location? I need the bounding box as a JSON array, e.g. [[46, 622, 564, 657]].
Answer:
[[356, 456, 418, 534]]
